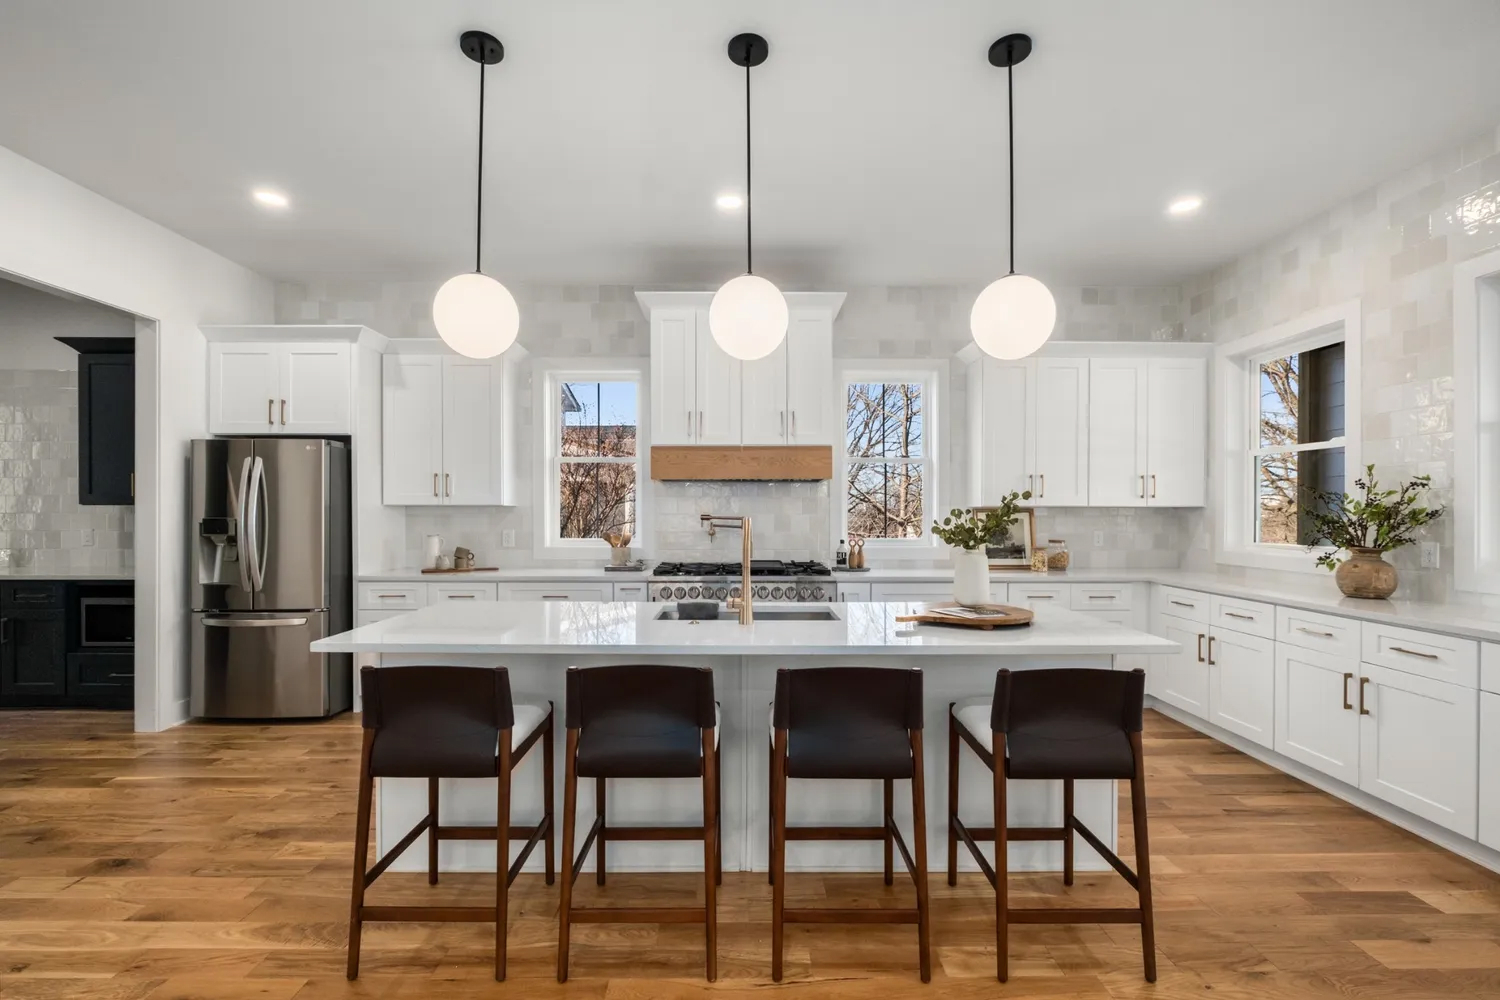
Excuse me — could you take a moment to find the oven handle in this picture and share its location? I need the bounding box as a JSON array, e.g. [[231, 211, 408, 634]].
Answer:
[[202, 616, 309, 628]]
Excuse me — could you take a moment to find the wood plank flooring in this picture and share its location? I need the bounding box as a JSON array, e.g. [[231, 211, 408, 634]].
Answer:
[[2, 709, 1500, 998]]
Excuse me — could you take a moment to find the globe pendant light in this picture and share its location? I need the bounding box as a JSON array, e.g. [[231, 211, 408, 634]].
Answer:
[[709, 33, 788, 362], [433, 30, 519, 359], [971, 33, 1056, 361]]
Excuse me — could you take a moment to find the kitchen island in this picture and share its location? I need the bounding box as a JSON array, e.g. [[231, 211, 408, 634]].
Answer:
[[313, 600, 1178, 876]]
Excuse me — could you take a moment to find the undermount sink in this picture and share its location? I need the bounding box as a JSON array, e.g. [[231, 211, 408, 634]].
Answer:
[[655, 607, 840, 622]]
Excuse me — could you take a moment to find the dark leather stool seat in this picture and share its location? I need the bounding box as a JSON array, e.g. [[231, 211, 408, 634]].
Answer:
[[948, 667, 1156, 983], [347, 666, 554, 983], [557, 664, 721, 983], [768, 666, 931, 983]]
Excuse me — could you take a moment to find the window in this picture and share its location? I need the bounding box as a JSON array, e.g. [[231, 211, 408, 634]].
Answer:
[[1215, 301, 1361, 570], [538, 365, 644, 553], [838, 364, 942, 545]]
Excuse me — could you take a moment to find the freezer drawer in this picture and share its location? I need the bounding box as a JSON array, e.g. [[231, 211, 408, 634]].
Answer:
[[191, 610, 350, 719]]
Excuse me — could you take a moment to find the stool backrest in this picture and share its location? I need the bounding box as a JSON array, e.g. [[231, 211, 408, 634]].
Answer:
[[360, 665, 515, 778], [990, 667, 1144, 735], [773, 666, 924, 732], [565, 664, 717, 731]]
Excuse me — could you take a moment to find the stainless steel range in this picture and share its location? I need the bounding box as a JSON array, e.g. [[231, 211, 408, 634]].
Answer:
[[649, 560, 834, 602]]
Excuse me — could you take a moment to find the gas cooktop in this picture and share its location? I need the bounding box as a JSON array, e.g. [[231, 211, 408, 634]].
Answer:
[[651, 560, 832, 579]]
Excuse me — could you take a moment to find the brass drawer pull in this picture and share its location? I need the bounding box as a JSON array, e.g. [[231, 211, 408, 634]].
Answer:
[[1139, 474, 1146, 498], [280, 399, 287, 425], [1342, 672, 1354, 711], [268, 398, 275, 425], [1086, 594, 1115, 600], [1297, 626, 1335, 638], [374, 593, 408, 599], [1224, 611, 1255, 620], [445, 594, 477, 599], [1196, 633, 1204, 663], [1169, 600, 1195, 609], [433, 473, 439, 497], [1358, 676, 1371, 715], [1206, 635, 1216, 665], [1389, 645, 1439, 660], [541, 595, 568, 600], [1150, 474, 1157, 499]]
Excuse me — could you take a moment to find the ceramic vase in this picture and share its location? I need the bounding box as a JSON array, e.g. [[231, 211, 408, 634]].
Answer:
[[952, 547, 991, 607], [1335, 547, 1398, 599]]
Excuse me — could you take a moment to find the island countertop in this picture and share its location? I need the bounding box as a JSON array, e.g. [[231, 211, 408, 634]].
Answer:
[[312, 600, 1180, 656]]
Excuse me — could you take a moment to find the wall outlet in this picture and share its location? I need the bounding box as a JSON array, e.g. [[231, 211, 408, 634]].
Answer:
[[501, 529, 516, 548], [1420, 541, 1440, 569], [81, 528, 95, 547], [1093, 530, 1105, 547]]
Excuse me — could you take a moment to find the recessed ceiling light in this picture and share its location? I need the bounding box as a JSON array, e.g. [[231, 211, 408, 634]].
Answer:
[[715, 193, 744, 211], [253, 188, 289, 209], [1168, 194, 1203, 216]]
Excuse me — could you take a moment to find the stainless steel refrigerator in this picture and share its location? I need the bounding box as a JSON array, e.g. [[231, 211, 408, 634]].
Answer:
[[190, 438, 352, 719]]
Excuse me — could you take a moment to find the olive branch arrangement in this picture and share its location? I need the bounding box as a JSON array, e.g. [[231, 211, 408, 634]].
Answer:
[[1300, 465, 1444, 571], [930, 490, 1032, 551]]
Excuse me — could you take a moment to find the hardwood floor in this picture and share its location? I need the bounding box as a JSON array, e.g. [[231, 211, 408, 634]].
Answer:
[[3, 709, 1500, 998]]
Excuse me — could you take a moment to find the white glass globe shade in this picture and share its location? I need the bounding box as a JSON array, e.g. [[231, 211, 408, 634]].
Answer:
[[708, 273, 789, 361], [432, 272, 520, 359], [969, 273, 1057, 360]]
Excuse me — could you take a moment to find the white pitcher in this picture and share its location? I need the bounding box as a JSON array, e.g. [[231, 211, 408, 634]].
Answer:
[[424, 534, 445, 570]]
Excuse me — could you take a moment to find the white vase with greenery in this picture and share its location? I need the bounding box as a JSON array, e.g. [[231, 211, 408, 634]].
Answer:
[[931, 490, 1031, 608]]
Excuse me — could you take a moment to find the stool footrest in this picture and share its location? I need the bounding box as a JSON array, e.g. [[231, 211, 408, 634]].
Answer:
[[568, 906, 707, 924], [783, 907, 920, 925], [1009, 907, 1143, 925], [436, 823, 542, 841], [603, 825, 708, 841], [360, 904, 495, 923], [785, 825, 887, 841]]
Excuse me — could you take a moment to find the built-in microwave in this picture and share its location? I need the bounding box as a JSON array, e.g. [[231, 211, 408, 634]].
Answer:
[[80, 597, 134, 647]]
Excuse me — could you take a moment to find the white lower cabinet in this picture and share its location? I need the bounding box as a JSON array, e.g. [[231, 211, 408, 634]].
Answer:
[[1274, 644, 1361, 786], [1206, 626, 1275, 748], [612, 581, 648, 602], [1480, 690, 1500, 851], [836, 582, 872, 602], [496, 584, 613, 602], [869, 582, 954, 602], [1358, 663, 1478, 837], [1153, 613, 1208, 716]]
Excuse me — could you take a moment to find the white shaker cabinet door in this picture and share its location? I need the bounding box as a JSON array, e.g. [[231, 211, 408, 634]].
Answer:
[[740, 338, 788, 445], [441, 357, 508, 506], [279, 342, 352, 434], [1274, 645, 1361, 787], [1206, 627, 1275, 749], [1146, 357, 1207, 506], [649, 307, 698, 445], [381, 354, 445, 506], [977, 359, 1030, 501], [209, 342, 280, 435], [1087, 359, 1149, 506], [785, 311, 834, 445], [1480, 691, 1500, 851], [1031, 358, 1089, 506], [1358, 664, 1479, 837], [694, 318, 742, 445], [1153, 615, 1208, 719]]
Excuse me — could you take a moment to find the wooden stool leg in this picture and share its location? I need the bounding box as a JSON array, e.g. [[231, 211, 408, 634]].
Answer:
[[543, 706, 556, 887], [495, 732, 512, 982], [771, 727, 788, 982], [767, 736, 776, 885], [427, 776, 439, 885], [883, 778, 895, 886], [946, 706, 959, 887], [557, 729, 578, 984], [910, 730, 931, 984], [1130, 732, 1157, 983], [595, 777, 607, 886], [346, 731, 374, 980], [1063, 777, 1075, 887], [994, 731, 1009, 983], [702, 730, 719, 982], [715, 747, 723, 887]]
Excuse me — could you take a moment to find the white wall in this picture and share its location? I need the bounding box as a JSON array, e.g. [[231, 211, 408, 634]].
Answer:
[[0, 277, 135, 368], [0, 144, 273, 731]]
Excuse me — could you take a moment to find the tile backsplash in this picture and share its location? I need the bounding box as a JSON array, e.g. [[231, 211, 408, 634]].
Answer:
[[0, 368, 133, 572]]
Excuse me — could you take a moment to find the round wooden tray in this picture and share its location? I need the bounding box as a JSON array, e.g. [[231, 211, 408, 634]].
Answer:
[[893, 602, 1034, 630]]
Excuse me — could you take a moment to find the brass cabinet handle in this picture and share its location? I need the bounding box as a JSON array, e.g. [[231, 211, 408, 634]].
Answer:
[[444, 473, 452, 497], [1170, 600, 1195, 609], [1028, 594, 1054, 599], [374, 593, 407, 599], [1358, 676, 1371, 715], [1342, 672, 1354, 711], [1389, 645, 1439, 660], [280, 399, 287, 425], [780, 411, 785, 437], [268, 398, 275, 425], [541, 595, 568, 600], [1298, 626, 1335, 638], [1039, 473, 1046, 497], [699, 410, 704, 437], [445, 594, 477, 599], [1196, 633, 1204, 663], [1029, 473, 1034, 493], [1151, 473, 1157, 499], [433, 473, 439, 497], [1139, 474, 1146, 498], [1087, 594, 1115, 600], [1224, 611, 1255, 620], [1207, 635, 1216, 665], [791, 410, 797, 437], [687, 409, 692, 437]]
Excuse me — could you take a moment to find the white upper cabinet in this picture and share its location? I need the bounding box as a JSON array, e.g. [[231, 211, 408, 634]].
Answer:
[[965, 356, 1087, 506], [784, 310, 835, 445], [694, 317, 742, 446], [650, 307, 699, 446], [741, 338, 788, 445], [382, 350, 520, 507], [208, 340, 352, 436], [1087, 356, 1206, 506]]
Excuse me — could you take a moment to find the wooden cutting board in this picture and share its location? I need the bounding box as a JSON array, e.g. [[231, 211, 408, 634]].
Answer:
[[893, 602, 1034, 630]]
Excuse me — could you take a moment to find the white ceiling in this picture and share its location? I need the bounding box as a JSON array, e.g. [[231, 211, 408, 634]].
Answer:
[[1, 1, 1498, 288]]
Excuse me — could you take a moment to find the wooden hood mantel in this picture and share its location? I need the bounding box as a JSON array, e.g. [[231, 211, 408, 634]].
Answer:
[[650, 445, 833, 482]]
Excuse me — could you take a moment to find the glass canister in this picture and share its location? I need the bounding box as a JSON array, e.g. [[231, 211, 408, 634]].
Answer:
[[1030, 543, 1050, 573], [1047, 539, 1070, 572]]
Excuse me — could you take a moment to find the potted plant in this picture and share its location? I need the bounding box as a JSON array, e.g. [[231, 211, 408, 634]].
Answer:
[[1301, 465, 1444, 599], [932, 490, 1031, 606]]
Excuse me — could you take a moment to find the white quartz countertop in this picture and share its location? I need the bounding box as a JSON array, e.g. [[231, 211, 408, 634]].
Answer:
[[360, 567, 650, 581], [312, 601, 1180, 657], [0, 568, 134, 581]]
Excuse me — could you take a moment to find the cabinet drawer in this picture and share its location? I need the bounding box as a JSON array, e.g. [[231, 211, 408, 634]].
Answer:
[[1071, 584, 1133, 611], [1483, 643, 1499, 695], [1, 583, 64, 609], [1157, 586, 1209, 624], [612, 582, 648, 603], [1276, 606, 1360, 659], [1361, 622, 1478, 687], [500, 585, 611, 602], [427, 582, 498, 603], [356, 583, 425, 611], [1009, 583, 1069, 606], [1209, 595, 1275, 638]]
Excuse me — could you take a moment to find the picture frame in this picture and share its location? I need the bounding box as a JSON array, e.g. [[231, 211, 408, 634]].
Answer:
[[977, 506, 1036, 569]]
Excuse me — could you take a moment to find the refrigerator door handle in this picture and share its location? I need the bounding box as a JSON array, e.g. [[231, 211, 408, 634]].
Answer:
[[246, 456, 267, 593], [202, 615, 310, 628], [235, 457, 254, 595]]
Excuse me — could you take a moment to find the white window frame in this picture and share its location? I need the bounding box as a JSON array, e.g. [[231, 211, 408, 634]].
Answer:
[[833, 360, 946, 553], [1455, 247, 1500, 596], [1214, 300, 1361, 572], [533, 360, 647, 559]]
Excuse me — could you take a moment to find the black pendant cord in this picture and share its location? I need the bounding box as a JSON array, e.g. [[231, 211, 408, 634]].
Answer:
[[1007, 59, 1015, 276], [475, 61, 486, 274], [745, 61, 753, 276]]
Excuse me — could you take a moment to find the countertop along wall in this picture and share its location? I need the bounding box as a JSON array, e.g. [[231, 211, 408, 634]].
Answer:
[[1178, 121, 1500, 603], [274, 280, 1199, 572]]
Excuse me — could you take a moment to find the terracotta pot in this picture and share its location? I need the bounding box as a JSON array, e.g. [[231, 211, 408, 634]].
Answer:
[[1335, 547, 1398, 599]]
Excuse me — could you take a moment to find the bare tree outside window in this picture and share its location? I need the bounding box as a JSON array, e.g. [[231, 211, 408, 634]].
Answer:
[[558, 380, 637, 539], [845, 381, 926, 539], [1254, 343, 1345, 545]]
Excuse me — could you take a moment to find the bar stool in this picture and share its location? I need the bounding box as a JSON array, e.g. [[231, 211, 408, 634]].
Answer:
[[947, 667, 1155, 982], [557, 664, 721, 982], [769, 666, 931, 982], [347, 665, 555, 982]]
